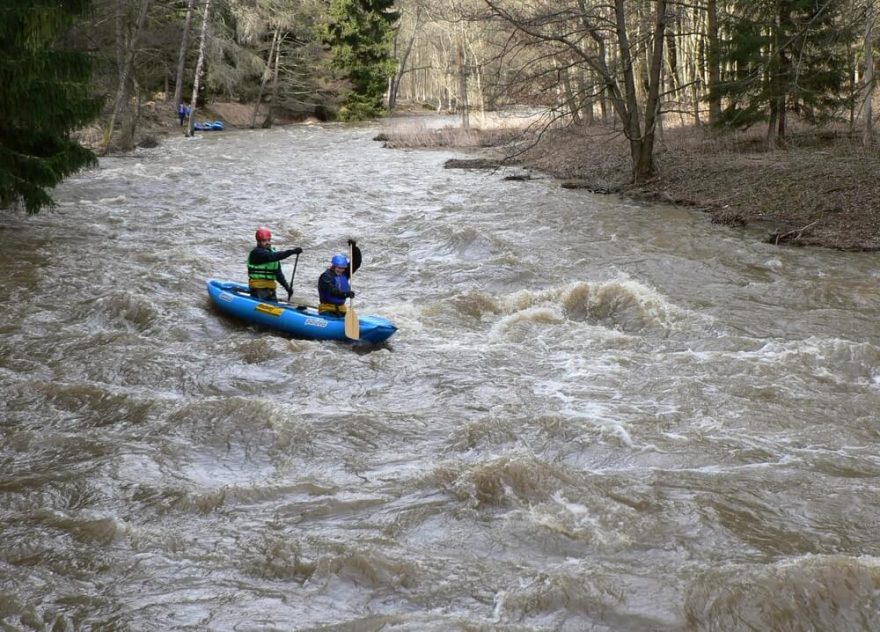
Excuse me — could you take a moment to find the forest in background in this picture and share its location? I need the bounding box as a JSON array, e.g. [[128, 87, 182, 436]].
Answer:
[[1, 0, 878, 220]]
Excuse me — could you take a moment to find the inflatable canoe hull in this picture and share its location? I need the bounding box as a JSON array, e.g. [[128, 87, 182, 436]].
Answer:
[[193, 121, 225, 131], [206, 279, 396, 344]]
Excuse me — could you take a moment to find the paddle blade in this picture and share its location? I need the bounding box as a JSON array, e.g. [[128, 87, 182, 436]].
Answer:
[[345, 306, 360, 340]]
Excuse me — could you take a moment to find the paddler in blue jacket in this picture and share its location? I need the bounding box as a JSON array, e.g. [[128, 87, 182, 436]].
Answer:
[[318, 239, 361, 315], [247, 226, 303, 301]]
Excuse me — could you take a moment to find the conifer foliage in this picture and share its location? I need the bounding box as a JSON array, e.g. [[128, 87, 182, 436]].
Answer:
[[714, 0, 855, 141], [323, 0, 400, 120], [0, 0, 102, 214]]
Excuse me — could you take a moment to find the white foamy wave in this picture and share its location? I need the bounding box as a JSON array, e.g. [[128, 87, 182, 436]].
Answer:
[[481, 277, 699, 338], [488, 304, 567, 340]]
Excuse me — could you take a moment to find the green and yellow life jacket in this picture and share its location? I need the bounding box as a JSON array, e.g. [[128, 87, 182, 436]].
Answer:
[[247, 249, 280, 289]]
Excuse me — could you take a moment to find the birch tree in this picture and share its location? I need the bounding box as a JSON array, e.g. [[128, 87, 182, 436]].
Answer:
[[186, 0, 212, 136], [173, 0, 197, 108]]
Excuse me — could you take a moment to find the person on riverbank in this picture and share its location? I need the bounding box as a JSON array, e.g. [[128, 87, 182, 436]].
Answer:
[[318, 240, 361, 315], [247, 227, 302, 301], [177, 103, 187, 126]]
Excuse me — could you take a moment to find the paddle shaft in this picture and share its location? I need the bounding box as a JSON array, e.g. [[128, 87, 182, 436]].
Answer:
[[349, 243, 354, 295], [344, 243, 360, 339], [287, 252, 300, 301]]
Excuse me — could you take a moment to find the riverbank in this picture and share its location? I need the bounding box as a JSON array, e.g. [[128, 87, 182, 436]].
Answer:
[[98, 101, 880, 251], [523, 124, 880, 251], [379, 115, 880, 252], [75, 100, 312, 151]]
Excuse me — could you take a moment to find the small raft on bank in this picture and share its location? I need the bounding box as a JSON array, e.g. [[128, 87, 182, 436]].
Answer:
[[193, 120, 225, 131], [206, 279, 397, 343]]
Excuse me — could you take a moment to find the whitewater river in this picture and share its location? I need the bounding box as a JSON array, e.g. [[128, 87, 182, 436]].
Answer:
[[2, 119, 880, 631]]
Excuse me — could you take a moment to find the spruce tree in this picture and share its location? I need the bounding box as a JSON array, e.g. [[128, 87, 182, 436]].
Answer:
[[0, 0, 102, 214], [713, 0, 855, 141], [323, 0, 400, 120]]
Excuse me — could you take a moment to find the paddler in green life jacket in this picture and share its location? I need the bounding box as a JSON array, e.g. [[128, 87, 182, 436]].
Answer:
[[247, 226, 303, 301]]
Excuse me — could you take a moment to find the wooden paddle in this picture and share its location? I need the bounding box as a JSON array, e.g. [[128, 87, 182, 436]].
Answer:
[[344, 243, 360, 340]]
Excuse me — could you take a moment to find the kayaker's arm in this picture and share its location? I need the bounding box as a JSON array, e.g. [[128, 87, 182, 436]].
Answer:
[[347, 239, 362, 276], [249, 246, 302, 264]]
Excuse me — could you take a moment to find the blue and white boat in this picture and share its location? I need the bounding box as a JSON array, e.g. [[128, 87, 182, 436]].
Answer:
[[193, 120, 225, 131], [206, 279, 396, 343]]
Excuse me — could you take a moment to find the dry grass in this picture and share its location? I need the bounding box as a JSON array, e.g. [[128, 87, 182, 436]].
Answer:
[[377, 125, 524, 149], [377, 110, 549, 149]]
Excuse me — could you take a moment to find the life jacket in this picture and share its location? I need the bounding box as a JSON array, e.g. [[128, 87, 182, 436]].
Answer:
[[247, 248, 280, 289], [318, 270, 350, 313]]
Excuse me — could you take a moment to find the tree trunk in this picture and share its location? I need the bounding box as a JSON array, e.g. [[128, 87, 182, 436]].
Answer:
[[388, 7, 421, 111], [576, 68, 594, 124], [252, 28, 279, 129], [767, 2, 791, 148], [186, 0, 212, 137], [173, 0, 196, 109], [636, 0, 669, 182], [560, 60, 582, 125], [865, 0, 877, 146], [457, 44, 469, 129], [103, 0, 153, 153], [615, 0, 642, 164], [615, 0, 668, 183], [706, 0, 721, 125], [127, 80, 142, 146], [263, 34, 282, 129]]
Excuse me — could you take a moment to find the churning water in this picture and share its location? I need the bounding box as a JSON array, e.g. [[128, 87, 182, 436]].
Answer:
[[1, 119, 880, 631]]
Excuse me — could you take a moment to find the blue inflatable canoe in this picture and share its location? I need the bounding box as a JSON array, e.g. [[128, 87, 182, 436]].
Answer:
[[207, 279, 396, 343], [193, 120, 225, 131]]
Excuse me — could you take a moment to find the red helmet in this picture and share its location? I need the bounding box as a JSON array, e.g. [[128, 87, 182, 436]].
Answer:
[[255, 227, 272, 241]]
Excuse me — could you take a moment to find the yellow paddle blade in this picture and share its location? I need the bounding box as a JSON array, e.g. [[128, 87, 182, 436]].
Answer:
[[345, 306, 360, 340], [346, 243, 359, 340]]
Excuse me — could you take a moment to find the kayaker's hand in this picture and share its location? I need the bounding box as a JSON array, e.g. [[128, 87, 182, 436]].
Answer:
[[291, 247, 303, 255], [346, 291, 355, 299], [347, 239, 357, 247]]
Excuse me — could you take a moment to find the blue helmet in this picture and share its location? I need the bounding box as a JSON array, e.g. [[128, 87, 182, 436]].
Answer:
[[331, 254, 349, 267]]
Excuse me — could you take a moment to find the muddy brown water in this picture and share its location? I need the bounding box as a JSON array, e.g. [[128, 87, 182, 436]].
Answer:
[[1, 119, 879, 631]]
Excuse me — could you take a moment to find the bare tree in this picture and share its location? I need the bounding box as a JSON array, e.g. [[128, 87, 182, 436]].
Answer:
[[173, 0, 197, 109], [388, 5, 423, 110], [482, 0, 670, 183], [253, 27, 281, 128], [102, 0, 154, 153]]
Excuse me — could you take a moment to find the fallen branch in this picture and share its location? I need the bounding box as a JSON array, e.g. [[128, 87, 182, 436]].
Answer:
[[772, 219, 822, 245]]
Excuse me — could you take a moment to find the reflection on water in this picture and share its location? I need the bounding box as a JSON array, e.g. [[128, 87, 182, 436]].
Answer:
[[1, 120, 879, 630]]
